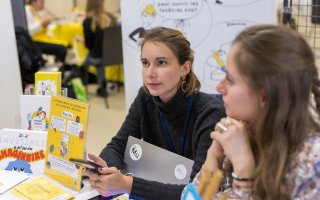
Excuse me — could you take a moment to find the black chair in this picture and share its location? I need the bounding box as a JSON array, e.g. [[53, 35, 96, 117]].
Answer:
[[101, 26, 123, 108], [83, 26, 123, 109], [102, 26, 123, 93], [102, 26, 123, 67]]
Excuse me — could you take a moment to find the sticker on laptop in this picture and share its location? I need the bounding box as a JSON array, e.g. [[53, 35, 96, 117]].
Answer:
[[129, 144, 142, 161], [175, 164, 187, 180]]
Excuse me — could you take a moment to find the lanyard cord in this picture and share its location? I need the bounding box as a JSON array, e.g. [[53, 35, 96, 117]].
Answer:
[[159, 95, 193, 156]]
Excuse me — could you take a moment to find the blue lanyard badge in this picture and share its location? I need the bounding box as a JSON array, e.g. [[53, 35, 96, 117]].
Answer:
[[159, 95, 193, 156], [181, 183, 202, 200]]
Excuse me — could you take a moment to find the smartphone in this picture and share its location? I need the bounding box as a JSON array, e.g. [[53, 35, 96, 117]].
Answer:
[[69, 158, 102, 172]]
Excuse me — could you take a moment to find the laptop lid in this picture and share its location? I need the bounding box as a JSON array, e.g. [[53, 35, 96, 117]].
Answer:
[[122, 136, 194, 185]]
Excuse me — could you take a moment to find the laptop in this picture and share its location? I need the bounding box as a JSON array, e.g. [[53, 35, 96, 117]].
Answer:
[[122, 136, 194, 185]]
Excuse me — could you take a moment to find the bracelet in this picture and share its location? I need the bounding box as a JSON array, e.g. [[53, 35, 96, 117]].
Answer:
[[231, 172, 253, 182]]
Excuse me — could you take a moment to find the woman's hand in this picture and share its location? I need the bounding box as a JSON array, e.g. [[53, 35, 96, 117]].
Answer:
[[204, 132, 225, 171], [92, 167, 133, 197], [87, 153, 108, 167], [82, 154, 107, 177], [211, 117, 255, 178], [41, 16, 52, 27], [83, 154, 133, 197]]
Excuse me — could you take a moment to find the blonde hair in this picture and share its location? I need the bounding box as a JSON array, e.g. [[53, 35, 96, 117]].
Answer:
[[86, 0, 115, 32], [141, 4, 156, 16]]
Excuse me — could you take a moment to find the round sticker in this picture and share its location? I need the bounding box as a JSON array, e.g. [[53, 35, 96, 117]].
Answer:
[[129, 144, 142, 161], [174, 164, 187, 180]]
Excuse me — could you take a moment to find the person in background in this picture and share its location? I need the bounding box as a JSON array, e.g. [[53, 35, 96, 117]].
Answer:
[[25, 0, 67, 63], [183, 25, 320, 199], [82, 0, 116, 97], [83, 27, 226, 199]]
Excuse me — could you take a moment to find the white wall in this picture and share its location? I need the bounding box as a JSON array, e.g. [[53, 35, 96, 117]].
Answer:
[[45, 0, 120, 18], [0, 0, 23, 128]]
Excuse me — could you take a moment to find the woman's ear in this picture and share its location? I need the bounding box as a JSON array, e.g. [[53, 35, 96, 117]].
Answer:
[[182, 61, 191, 76]]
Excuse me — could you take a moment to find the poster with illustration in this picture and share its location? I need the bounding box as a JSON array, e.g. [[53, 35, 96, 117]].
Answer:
[[20, 95, 51, 131], [34, 71, 61, 96], [44, 95, 89, 191], [0, 129, 47, 175], [121, 0, 276, 109]]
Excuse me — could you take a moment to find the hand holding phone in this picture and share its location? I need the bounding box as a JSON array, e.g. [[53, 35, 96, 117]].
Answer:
[[69, 158, 103, 172]]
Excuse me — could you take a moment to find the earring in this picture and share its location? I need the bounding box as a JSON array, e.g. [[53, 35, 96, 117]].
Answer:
[[181, 76, 187, 93]]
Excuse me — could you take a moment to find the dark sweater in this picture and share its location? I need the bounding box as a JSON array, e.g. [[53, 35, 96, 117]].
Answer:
[[83, 17, 103, 58], [100, 88, 226, 199]]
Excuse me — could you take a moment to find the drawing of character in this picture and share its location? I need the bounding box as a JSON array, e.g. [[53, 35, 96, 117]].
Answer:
[[213, 50, 226, 72], [39, 111, 46, 120], [32, 107, 42, 118], [129, 4, 156, 44], [60, 134, 69, 157], [44, 118, 49, 129], [45, 84, 52, 95], [60, 141, 68, 157], [5, 159, 33, 174], [38, 110, 49, 130], [79, 130, 84, 139], [27, 112, 32, 130], [41, 82, 46, 95], [76, 116, 80, 123]]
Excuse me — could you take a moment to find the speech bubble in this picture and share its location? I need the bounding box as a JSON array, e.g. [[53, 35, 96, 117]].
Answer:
[[155, 0, 203, 20]]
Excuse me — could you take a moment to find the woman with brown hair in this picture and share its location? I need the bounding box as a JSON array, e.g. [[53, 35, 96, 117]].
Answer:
[[83, 27, 226, 199], [184, 25, 320, 199], [82, 0, 116, 97]]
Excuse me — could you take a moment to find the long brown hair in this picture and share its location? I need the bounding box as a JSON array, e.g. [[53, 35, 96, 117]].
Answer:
[[141, 27, 201, 97], [85, 0, 115, 32], [233, 25, 320, 199]]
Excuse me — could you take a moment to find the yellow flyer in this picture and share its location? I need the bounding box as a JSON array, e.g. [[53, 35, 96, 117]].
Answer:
[[44, 95, 89, 191], [12, 177, 74, 200]]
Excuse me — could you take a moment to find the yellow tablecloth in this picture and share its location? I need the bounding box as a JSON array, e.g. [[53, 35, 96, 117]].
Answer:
[[51, 23, 83, 46], [32, 23, 83, 47]]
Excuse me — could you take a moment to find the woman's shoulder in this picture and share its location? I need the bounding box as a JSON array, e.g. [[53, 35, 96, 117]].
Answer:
[[291, 133, 320, 166], [193, 92, 224, 110], [299, 133, 320, 157], [286, 133, 320, 198], [189, 92, 226, 123], [194, 91, 220, 101], [82, 17, 92, 26]]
